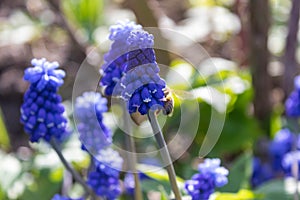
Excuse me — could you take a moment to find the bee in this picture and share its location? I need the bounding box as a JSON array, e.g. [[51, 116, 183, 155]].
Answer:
[[162, 87, 174, 116]]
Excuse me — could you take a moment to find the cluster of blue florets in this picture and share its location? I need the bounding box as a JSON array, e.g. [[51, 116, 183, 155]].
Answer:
[[100, 21, 142, 96], [120, 30, 166, 115], [87, 148, 123, 200], [269, 128, 295, 171], [20, 58, 68, 142], [100, 21, 166, 115], [51, 194, 83, 200], [75, 91, 112, 154], [184, 158, 228, 200], [251, 157, 274, 188], [251, 128, 300, 187], [286, 75, 300, 117]]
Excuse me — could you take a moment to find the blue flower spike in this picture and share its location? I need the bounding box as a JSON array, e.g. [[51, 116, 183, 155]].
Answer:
[[75, 92, 112, 154], [21, 58, 67, 143], [269, 128, 294, 171], [282, 151, 300, 177], [100, 21, 142, 96], [87, 148, 123, 200], [51, 194, 83, 200], [120, 29, 166, 115], [286, 75, 300, 117], [184, 158, 229, 200]]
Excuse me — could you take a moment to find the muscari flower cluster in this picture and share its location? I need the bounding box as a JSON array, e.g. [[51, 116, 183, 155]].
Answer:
[[120, 30, 166, 115], [20, 58, 67, 142], [51, 194, 83, 200], [251, 128, 300, 187], [75, 91, 112, 153], [100, 21, 166, 115], [286, 75, 300, 117], [87, 148, 123, 200], [269, 128, 295, 172], [74, 91, 123, 199], [184, 158, 228, 200], [100, 21, 142, 96], [282, 150, 300, 177], [251, 157, 273, 188]]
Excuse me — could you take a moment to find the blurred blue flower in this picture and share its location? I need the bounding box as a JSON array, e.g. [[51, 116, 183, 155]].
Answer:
[[123, 172, 151, 196], [269, 128, 294, 171], [87, 148, 123, 200], [120, 30, 166, 115], [251, 157, 274, 188], [75, 92, 112, 153], [20, 58, 67, 143], [124, 173, 135, 196], [282, 151, 300, 177], [100, 21, 142, 96], [51, 194, 83, 200], [185, 158, 228, 200], [286, 75, 300, 117]]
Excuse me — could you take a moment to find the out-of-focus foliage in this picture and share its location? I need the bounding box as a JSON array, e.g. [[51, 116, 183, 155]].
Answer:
[[255, 179, 294, 200], [219, 152, 252, 193], [0, 109, 10, 151], [1, 0, 298, 199], [62, 0, 104, 42], [213, 189, 256, 200], [0, 134, 89, 199], [165, 58, 260, 159]]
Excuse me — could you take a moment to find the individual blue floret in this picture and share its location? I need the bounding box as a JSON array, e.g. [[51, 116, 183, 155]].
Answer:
[[184, 158, 228, 200], [20, 58, 68, 143], [74, 92, 112, 154]]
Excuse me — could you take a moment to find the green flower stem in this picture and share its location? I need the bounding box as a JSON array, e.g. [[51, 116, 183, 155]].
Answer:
[[122, 101, 143, 200], [50, 139, 97, 199], [147, 111, 182, 200]]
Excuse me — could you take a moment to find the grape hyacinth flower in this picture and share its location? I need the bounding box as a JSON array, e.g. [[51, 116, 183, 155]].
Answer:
[[269, 128, 294, 171], [120, 30, 166, 115], [51, 194, 83, 200], [75, 92, 112, 154], [282, 151, 300, 177], [87, 148, 123, 200], [251, 157, 274, 188], [100, 21, 142, 96], [20, 58, 67, 142], [184, 158, 229, 200], [286, 75, 300, 117], [124, 173, 135, 196]]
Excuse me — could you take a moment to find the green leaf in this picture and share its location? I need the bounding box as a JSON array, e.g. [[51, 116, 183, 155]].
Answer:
[[255, 179, 293, 200], [62, 0, 104, 42], [213, 189, 257, 200], [138, 164, 185, 195], [138, 164, 185, 184], [219, 152, 252, 193], [0, 109, 10, 150], [158, 185, 169, 200]]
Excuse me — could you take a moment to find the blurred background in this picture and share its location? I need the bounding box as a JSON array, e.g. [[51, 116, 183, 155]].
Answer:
[[0, 0, 298, 199]]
